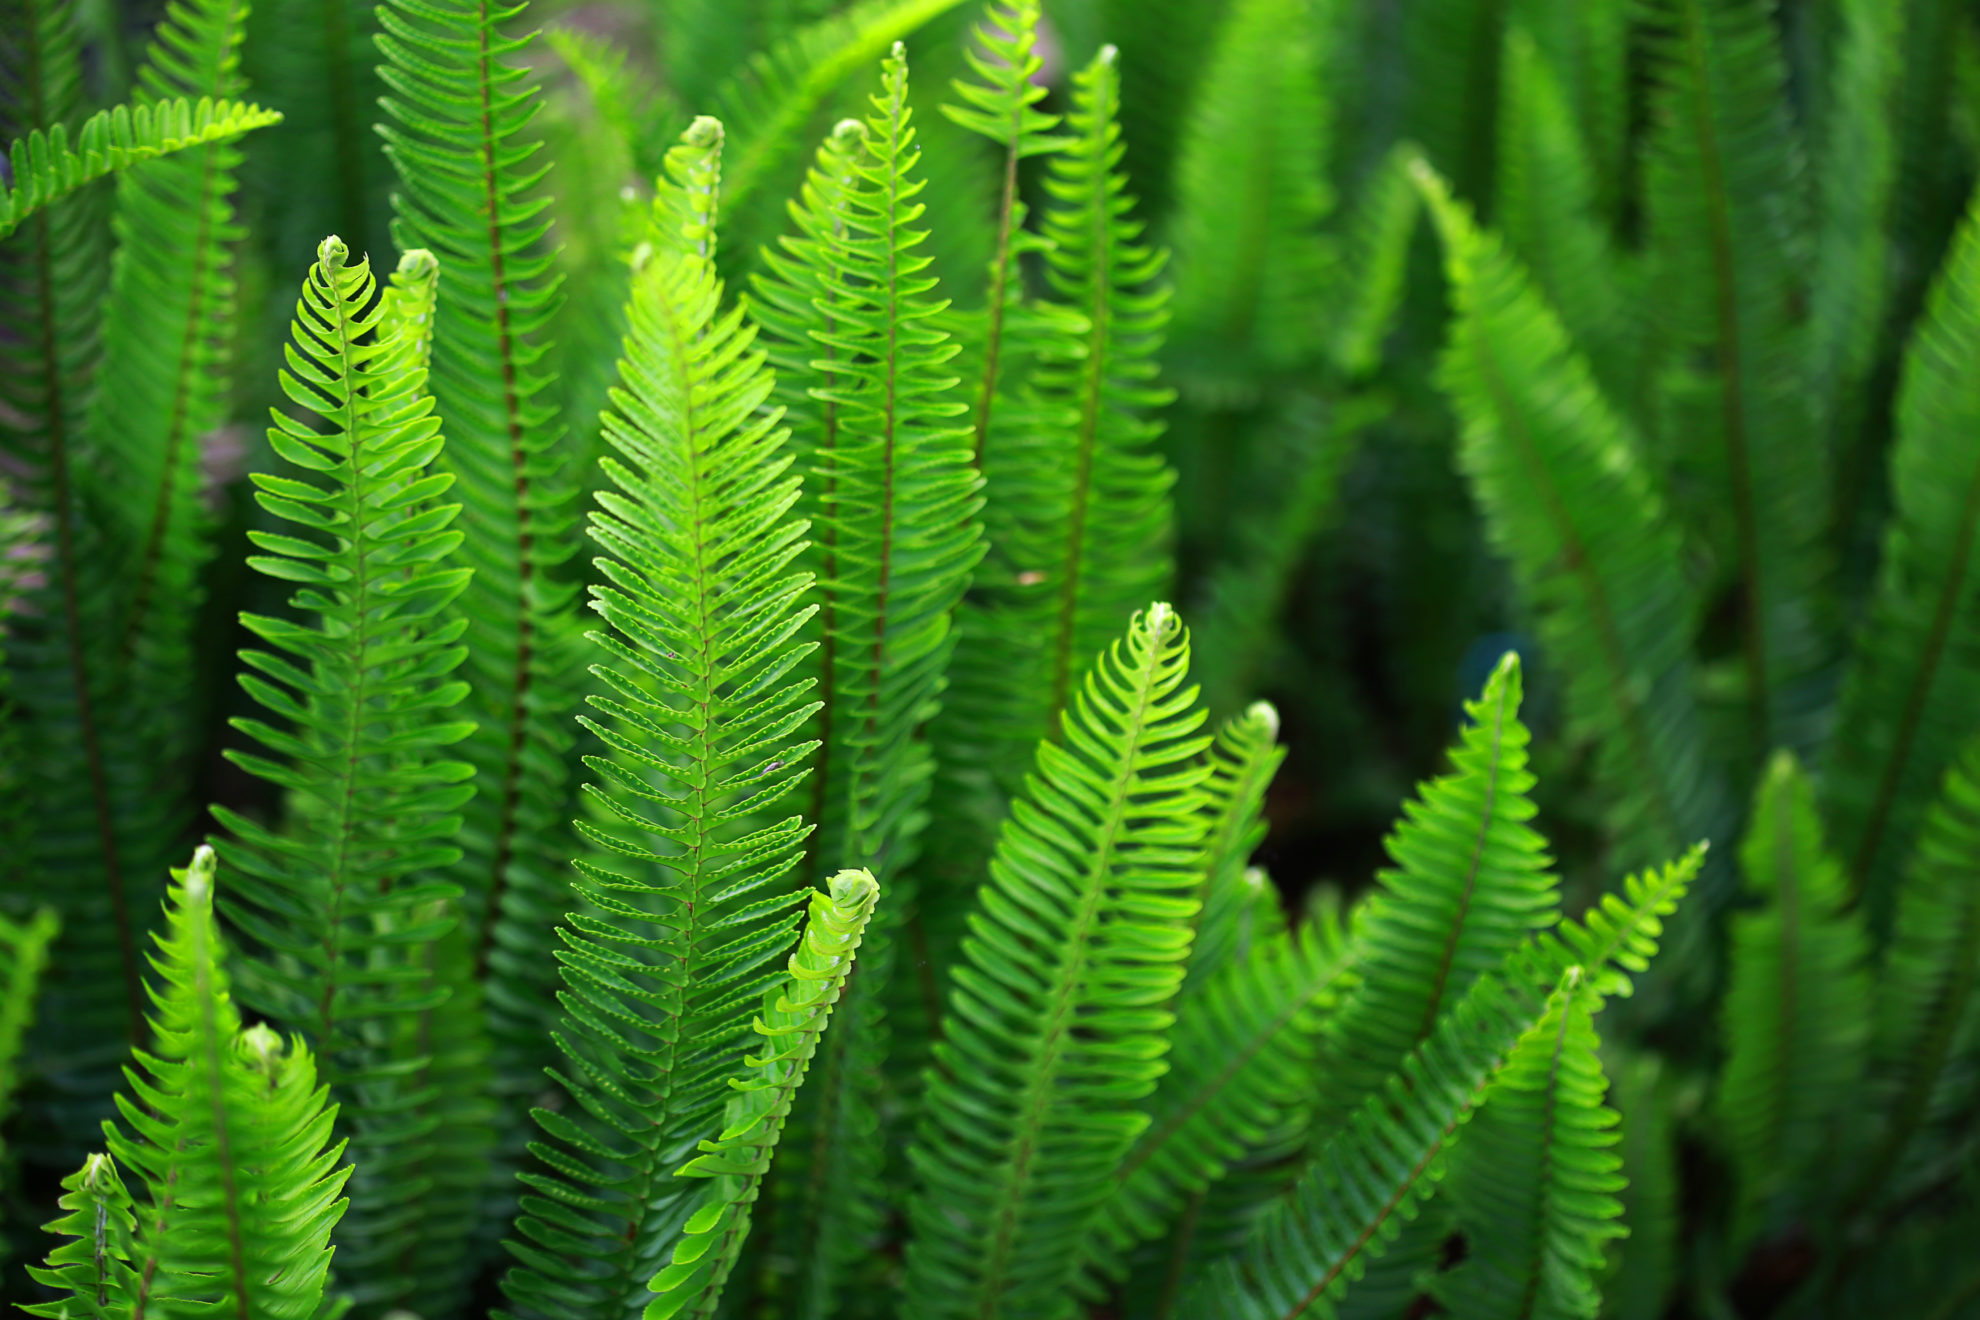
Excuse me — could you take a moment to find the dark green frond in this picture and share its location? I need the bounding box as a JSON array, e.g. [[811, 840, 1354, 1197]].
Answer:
[[1602, 1050, 1680, 1320], [902, 603, 1211, 1320], [499, 125, 821, 1320], [0, 905, 59, 1152], [1328, 141, 1425, 380]]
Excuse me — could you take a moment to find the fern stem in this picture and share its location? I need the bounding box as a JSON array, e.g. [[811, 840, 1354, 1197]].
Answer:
[[968, 97, 1024, 468], [187, 888, 252, 1320]]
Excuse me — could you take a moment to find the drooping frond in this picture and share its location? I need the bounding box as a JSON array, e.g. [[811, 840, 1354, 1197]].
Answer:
[[1639, 0, 1827, 764], [644, 869, 880, 1320], [499, 124, 823, 1320], [209, 237, 477, 1311], [0, 96, 280, 238], [1166, 0, 1335, 396], [1309, 651, 1557, 1142], [1078, 921, 1351, 1293], [1716, 753, 1870, 1246], [1416, 162, 1732, 881], [745, 46, 984, 1314], [1822, 193, 1980, 931], [1838, 736, 1980, 1228], [1182, 700, 1287, 993], [29, 847, 349, 1319], [1186, 849, 1703, 1320], [901, 603, 1210, 1320], [1430, 991, 1626, 1320], [375, 0, 587, 1110]]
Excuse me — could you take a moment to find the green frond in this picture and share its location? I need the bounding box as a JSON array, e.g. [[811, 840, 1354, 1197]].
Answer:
[[26, 1153, 138, 1317], [30, 847, 349, 1319], [375, 0, 588, 1119], [1494, 26, 1636, 407], [1185, 848, 1703, 1320], [1823, 190, 1980, 931], [711, 0, 972, 264], [1182, 701, 1288, 993], [901, 602, 1211, 1320], [644, 869, 881, 1320], [1717, 753, 1871, 1245], [1838, 736, 1980, 1228], [1400, 0, 1506, 207], [1078, 921, 1351, 1294], [745, 46, 984, 1314], [1416, 162, 1732, 882], [0, 905, 59, 1153], [1310, 651, 1557, 1143], [1602, 1050, 1681, 1320], [1505, 0, 1628, 220], [1639, 0, 1827, 763], [209, 236, 477, 1312], [1328, 141, 1425, 380], [545, 27, 681, 185], [499, 129, 822, 1320], [1431, 991, 1626, 1320], [1167, 0, 1336, 396], [0, 96, 280, 239]]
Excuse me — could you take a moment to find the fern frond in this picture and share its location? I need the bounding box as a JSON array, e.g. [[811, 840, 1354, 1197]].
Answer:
[[0, 904, 59, 1153], [1717, 754, 1872, 1245], [1399, 0, 1505, 207], [746, 46, 984, 1314], [1167, 0, 1335, 396], [1328, 141, 1425, 380], [1182, 701, 1288, 993], [645, 869, 881, 1320], [31, 846, 350, 1319], [209, 236, 476, 1311], [498, 125, 822, 1320], [1603, 1050, 1681, 1320], [1640, 0, 1827, 762], [1504, 0, 1629, 220], [1822, 191, 1980, 929], [25, 1153, 138, 1317], [0, 96, 280, 238], [1078, 921, 1351, 1294], [901, 602, 1210, 1320], [1185, 848, 1704, 1320], [1416, 161, 1732, 880], [375, 0, 588, 1117], [1430, 990, 1626, 1320]]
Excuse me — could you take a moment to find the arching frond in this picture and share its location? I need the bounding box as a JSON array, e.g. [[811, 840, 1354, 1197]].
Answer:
[[901, 603, 1211, 1320], [1716, 753, 1870, 1246], [498, 123, 822, 1320], [644, 869, 880, 1320]]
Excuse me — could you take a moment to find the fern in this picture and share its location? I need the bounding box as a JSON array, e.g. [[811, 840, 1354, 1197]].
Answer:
[[28, 846, 349, 1319], [1716, 752, 1871, 1246], [1603, 1050, 1682, 1320], [1822, 191, 1980, 930], [745, 45, 984, 1315], [644, 868, 880, 1320], [1185, 848, 1704, 1319], [1180, 702, 1287, 990], [0, 904, 59, 1160], [499, 121, 822, 1320], [1505, 0, 1629, 221], [208, 236, 477, 1312], [1430, 990, 1626, 1320], [1639, 0, 1828, 763], [1416, 161, 1732, 880], [1327, 141, 1426, 381], [899, 603, 1210, 1320], [375, 0, 587, 1122]]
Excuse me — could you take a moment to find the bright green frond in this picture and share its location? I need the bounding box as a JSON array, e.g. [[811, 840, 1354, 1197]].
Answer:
[[1432, 992, 1626, 1320], [1717, 753, 1871, 1246], [1823, 190, 1980, 931], [26, 1153, 139, 1318], [499, 128, 822, 1320], [902, 602, 1211, 1320], [1417, 162, 1732, 883], [644, 870, 881, 1320], [1504, 0, 1628, 218], [0, 96, 279, 238], [1182, 701, 1288, 993], [0, 905, 59, 1152], [1640, 0, 1828, 763]]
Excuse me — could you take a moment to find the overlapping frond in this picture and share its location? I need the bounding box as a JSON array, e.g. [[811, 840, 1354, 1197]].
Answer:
[[901, 603, 1210, 1320], [376, 0, 587, 1111], [1186, 849, 1702, 1320], [209, 237, 477, 1312], [1717, 753, 1870, 1246], [28, 847, 349, 1319], [1639, 0, 1827, 763], [1182, 701, 1287, 993], [1431, 991, 1625, 1320], [645, 869, 880, 1320], [1417, 162, 1731, 881], [499, 124, 822, 1320], [1166, 0, 1335, 396], [1822, 193, 1980, 931], [745, 46, 984, 1314]]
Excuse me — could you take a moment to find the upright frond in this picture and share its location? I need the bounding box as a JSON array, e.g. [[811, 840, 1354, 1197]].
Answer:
[[901, 604, 1210, 1320], [0, 905, 59, 1155], [209, 237, 477, 1312], [498, 128, 823, 1320], [25, 1153, 138, 1317], [1182, 700, 1288, 994], [1716, 753, 1870, 1246]]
